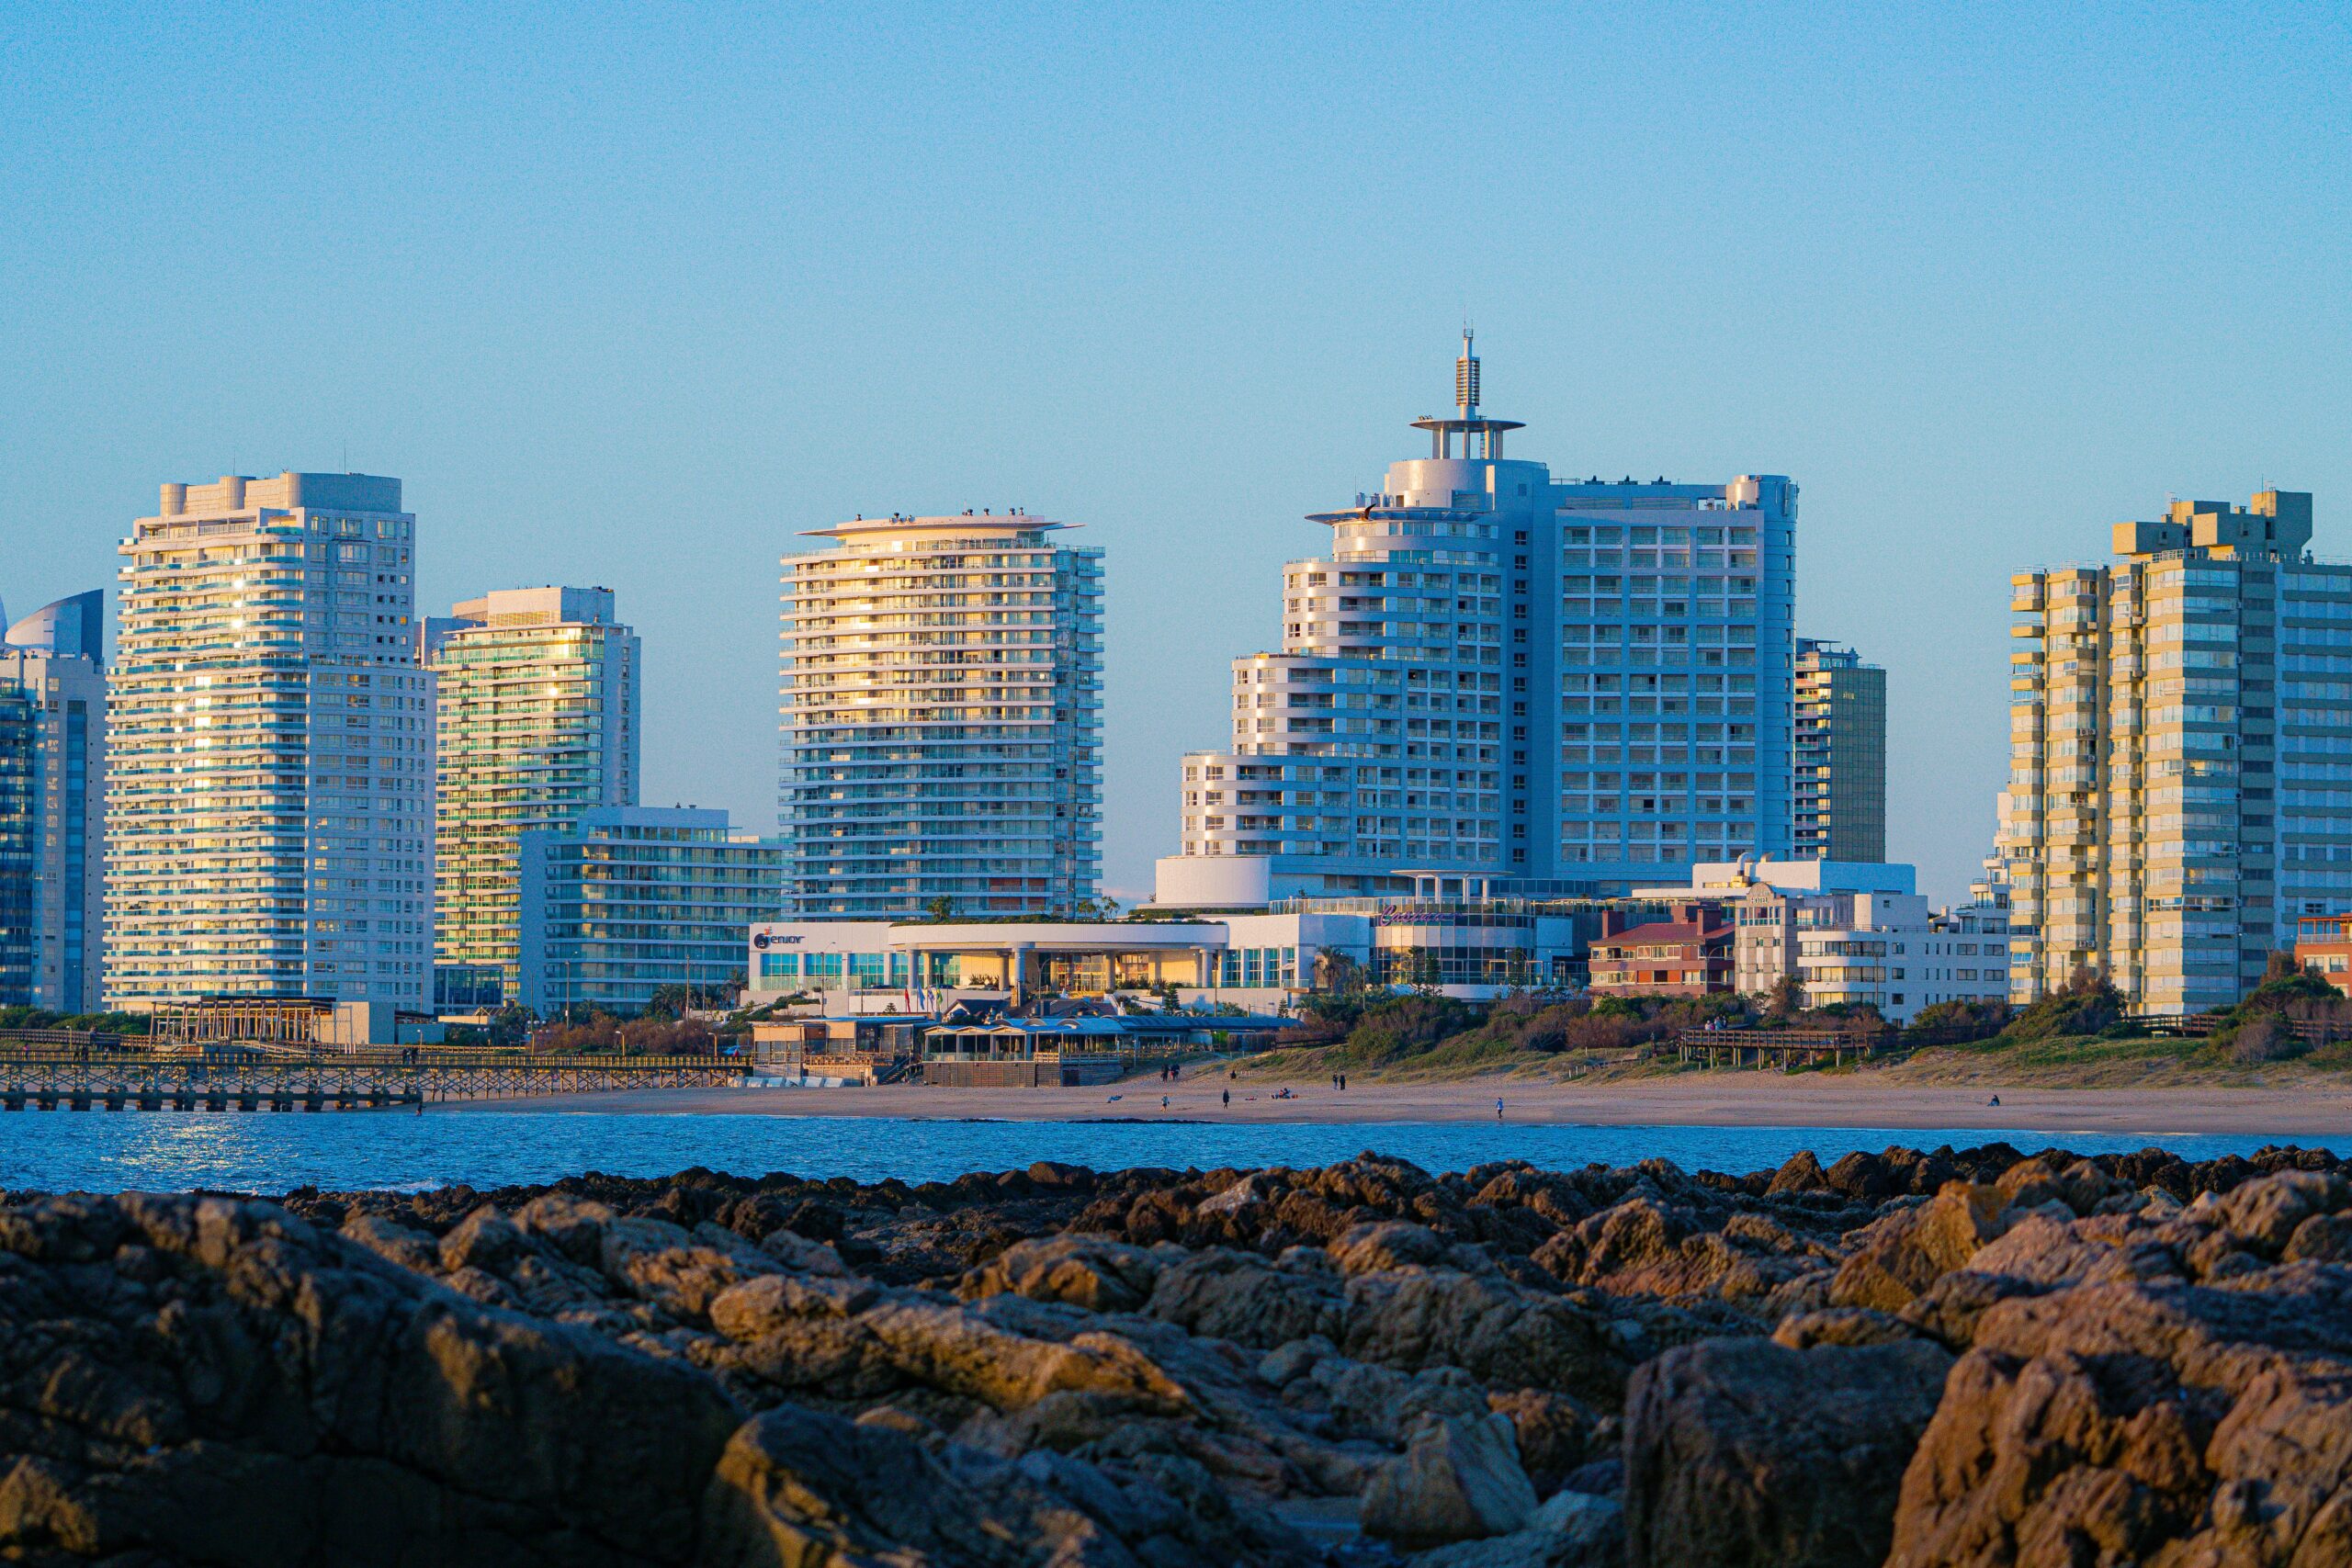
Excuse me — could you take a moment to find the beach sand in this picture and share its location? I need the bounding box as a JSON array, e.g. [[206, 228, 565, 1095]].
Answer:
[[437, 1071, 2352, 1138]]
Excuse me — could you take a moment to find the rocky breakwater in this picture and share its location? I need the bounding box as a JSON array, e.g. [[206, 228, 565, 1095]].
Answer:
[[3, 1142, 2350, 1565]]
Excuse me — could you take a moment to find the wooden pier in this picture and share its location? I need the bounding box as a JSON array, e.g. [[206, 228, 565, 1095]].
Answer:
[[0, 1048, 746, 1111]]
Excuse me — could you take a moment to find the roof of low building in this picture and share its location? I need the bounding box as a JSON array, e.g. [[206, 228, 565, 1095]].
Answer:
[[1592, 919, 1731, 949]]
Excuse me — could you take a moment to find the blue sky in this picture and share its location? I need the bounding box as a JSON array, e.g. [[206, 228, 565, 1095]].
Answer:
[[3, 2, 2346, 902]]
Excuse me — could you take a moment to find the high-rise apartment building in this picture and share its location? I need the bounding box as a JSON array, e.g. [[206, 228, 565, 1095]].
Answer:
[[778, 513, 1102, 918], [1998, 489, 2343, 1014], [107, 473, 435, 1010], [1793, 637, 1886, 863], [1157, 335, 1796, 907], [424, 586, 639, 1000], [516, 806, 782, 1015], [0, 592, 107, 1010]]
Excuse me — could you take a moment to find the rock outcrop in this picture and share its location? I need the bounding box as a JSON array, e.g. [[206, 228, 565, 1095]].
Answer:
[[4, 1140, 2349, 1563]]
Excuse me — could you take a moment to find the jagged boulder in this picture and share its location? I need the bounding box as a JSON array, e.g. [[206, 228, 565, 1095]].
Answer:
[[958, 1233, 1164, 1313], [1830, 1182, 2013, 1312], [1344, 1264, 1632, 1406], [1886, 1267, 2352, 1566], [0, 1193, 742, 1567], [1359, 1411, 1540, 1549], [701, 1404, 1319, 1566], [1623, 1335, 1954, 1568], [1409, 1490, 1627, 1567], [1144, 1246, 1346, 1348]]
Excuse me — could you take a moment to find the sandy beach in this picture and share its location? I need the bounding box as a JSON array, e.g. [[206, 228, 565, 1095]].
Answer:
[[438, 1072, 2352, 1139]]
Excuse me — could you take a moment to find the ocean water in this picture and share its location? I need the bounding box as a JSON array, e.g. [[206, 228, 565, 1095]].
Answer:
[[0, 1111, 2336, 1196]]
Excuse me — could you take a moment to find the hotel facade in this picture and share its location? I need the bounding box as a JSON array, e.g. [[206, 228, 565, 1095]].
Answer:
[[1998, 489, 2347, 1014], [1158, 336, 1796, 908], [778, 512, 1102, 919], [106, 473, 435, 1010], [425, 586, 639, 1001]]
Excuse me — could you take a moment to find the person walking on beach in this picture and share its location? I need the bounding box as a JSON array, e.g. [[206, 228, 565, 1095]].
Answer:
[[1222, 1088, 1230, 1109], [1496, 1097, 1505, 1120]]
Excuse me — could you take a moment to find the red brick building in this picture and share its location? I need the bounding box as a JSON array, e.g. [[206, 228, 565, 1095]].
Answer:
[[1588, 902, 1735, 998], [2296, 914, 2352, 995]]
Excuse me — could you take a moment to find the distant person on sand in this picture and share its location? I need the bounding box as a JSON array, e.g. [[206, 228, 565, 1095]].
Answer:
[[1161, 1095, 1169, 1110], [1989, 1094, 2001, 1107], [1222, 1089, 1230, 1108], [1496, 1097, 1505, 1120]]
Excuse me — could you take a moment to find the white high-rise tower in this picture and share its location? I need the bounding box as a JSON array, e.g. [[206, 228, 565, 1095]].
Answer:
[[1158, 336, 1798, 906], [107, 473, 435, 1010], [778, 511, 1102, 918]]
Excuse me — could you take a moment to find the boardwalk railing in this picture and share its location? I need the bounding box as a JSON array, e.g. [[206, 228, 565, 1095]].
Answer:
[[1672, 1027, 1890, 1069], [0, 1051, 746, 1111]]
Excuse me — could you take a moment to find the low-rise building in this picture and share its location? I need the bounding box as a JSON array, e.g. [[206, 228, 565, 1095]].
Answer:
[[1587, 903, 1734, 998], [1727, 865, 2009, 1025], [517, 807, 784, 1016], [2296, 914, 2352, 994], [743, 899, 1639, 1011]]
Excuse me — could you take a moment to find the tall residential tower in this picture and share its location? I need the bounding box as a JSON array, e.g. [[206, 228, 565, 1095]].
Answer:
[[106, 474, 435, 1010], [424, 586, 639, 1000], [1158, 335, 1796, 906], [1998, 489, 2344, 1014], [779, 512, 1102, 918], [1793, 637, 1887, 863], [0, 592, 107, 1010]]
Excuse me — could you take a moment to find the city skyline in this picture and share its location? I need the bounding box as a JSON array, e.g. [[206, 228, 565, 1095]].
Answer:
[[5, 6, 2347, 907]]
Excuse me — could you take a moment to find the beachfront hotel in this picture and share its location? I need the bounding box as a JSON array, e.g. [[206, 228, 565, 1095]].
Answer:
[[1793, 637, 1887, 863], [0, 592, 107, 1010], [1156, 334, 1797, 907], [424, 586, 639, 1003], [778, 512, 1103, 918], [1997, 488, 2352, 1014], [105, 473, 435, 1010]]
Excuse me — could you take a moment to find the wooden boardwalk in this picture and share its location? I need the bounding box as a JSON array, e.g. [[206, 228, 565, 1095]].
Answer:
[[1671, 1027, 1888, 1069], [0, 1049, 745, 1111]]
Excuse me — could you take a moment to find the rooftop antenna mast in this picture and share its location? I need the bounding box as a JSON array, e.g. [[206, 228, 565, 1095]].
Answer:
[[1413, 326, 1520, 460]]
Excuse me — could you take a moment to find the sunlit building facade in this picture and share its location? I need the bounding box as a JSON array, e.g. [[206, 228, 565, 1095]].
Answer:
[[424, 586, 639, 1000], [106, 473, 435, 1009], [1998, 489, 2347, 1014], [1159, 335, 1796, 907], [778, 513, 1103, 918]]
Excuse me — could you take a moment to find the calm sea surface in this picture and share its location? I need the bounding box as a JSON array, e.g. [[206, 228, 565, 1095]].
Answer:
[[0, 1111, 2337, 1196]]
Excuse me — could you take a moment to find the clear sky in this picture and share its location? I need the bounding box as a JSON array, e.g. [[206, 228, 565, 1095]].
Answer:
[[4, 3, 2346, 904]]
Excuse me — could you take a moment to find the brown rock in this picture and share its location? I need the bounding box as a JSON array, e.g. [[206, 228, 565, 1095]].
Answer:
[[1887, 1269, 2352, 1566], [1624, 1335, 1954, 1568], [1360, 1411, 1540, 1549], [0, 1193, 742, 1567], [1829, 1182, 2011, 1312], [959, 1232, 1162, 1312], [1144, 1246, 1345, 1348], [1771, 1305, 1918, 1349], [1344, 1265, 1631, 1407], [1486, 1387, 1602, 1492], [1766, 1149, 1829, 1195]]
